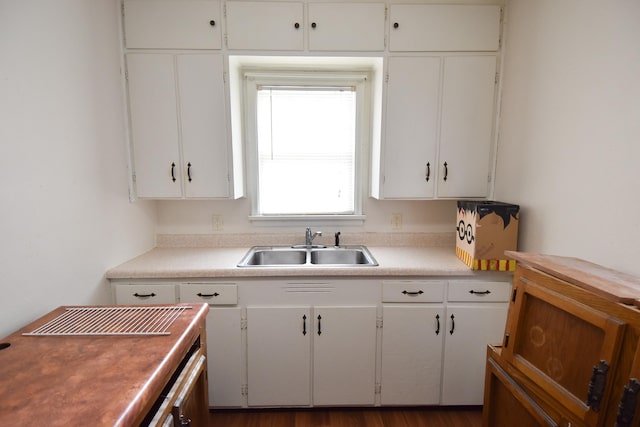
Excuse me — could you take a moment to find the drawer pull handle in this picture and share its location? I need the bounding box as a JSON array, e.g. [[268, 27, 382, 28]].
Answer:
[[133, 292, 156, 298], [443, 161, 448, 181], [402, 290, 424, 296], [317, 315, 322, 335], [435, 314, 440, 335], [616, 378, 640, 426], [449, 314, 455, 335], [197, 292, 220, 298], [425, 162, 430, 182], [171, 162, 176, 182], [587, 360, 610, 411], [187, 162, 192, 182], [469, 290, 491, 296]]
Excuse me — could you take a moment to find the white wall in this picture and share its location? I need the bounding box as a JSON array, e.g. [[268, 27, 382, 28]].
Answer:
[[0, 0, 156, 337], [155, 198, 457, 235], [495, 0, 640, 275]]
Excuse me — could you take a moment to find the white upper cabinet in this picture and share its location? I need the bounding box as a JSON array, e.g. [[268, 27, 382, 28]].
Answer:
[[380, 56, 441, 199], [225, 2, 304, 50], [123, 0, 222, 49], [389, 4, 501, 52], [437, 55, 497, 198], [307, 3, 385, 51], [375, 55, 497, 200], [127, 53, 232, 199]]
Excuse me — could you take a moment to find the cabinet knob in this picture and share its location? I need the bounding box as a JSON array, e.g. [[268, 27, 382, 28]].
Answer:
[[294, 22, 300, 29], [209, 20, 216, 26], [393, 22, 399, 29], [311, 22, 317, 29]]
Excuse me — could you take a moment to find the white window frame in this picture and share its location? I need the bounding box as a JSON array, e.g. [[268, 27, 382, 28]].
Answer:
[[243, 69, 371, 225]]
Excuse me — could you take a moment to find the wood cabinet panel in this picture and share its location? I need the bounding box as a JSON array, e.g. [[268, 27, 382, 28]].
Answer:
[[504, 270, 625, 425]]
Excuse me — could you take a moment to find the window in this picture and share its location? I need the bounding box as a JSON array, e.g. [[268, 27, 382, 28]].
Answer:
[[243, 70, 370, 221]]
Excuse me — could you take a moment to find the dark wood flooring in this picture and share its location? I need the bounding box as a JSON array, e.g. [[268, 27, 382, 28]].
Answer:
[[208, 406, 483, 427]]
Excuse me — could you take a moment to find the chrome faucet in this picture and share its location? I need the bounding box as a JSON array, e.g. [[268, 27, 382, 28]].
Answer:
[[305, 227, 322, 247]]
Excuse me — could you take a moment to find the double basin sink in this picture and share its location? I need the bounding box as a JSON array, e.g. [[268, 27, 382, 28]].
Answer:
[[237, 245, 378, 267]]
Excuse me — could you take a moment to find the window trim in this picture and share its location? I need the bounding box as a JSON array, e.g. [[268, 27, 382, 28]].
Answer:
[[243, 69, 371, 224]]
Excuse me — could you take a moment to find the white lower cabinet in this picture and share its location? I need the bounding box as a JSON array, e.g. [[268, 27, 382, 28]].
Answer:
[[246, 305, 377, 407], [381, 304, 444, 405], [440, 281, 509, 405], [111, 276, 509, 408], [380, 279, 509, 405], [179, 284, 242, 408]]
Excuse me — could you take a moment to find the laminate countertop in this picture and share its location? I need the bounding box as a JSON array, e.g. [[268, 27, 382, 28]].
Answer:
[[0, 303, 208, 427], [105, 245, 482, 280]]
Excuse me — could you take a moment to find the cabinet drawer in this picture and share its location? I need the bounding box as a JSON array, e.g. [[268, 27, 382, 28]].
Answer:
[[447, 281, 511, 302], [114, 284, 177, 304], [382, 280, 445, 303], [180, 283, 238, 305]]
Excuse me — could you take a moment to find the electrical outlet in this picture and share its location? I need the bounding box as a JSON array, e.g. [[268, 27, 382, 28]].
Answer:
[[212, 214, 224, 231], [391, 213, 402, 230]]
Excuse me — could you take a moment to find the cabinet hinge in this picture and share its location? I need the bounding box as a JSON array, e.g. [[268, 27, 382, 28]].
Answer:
[[241, 384, 248, 397], [224, 33, 229, 48], [131, 173, 136, 183], [375, 383, 381, 395], [223, 71, 227, 85], [376, 317, 383, 329], [495, 72, 499, 84], [385, 72, 389, 84], [241, 319, 247, 330]]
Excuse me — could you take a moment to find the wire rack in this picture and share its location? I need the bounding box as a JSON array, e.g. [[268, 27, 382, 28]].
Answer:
[[23, 306, 191, 336]]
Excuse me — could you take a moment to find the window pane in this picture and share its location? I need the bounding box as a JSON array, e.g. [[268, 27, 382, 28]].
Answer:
[[256, 87, 356, 215]]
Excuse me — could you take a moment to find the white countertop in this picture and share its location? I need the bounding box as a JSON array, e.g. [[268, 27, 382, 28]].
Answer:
[[105, 245, 489, 280]]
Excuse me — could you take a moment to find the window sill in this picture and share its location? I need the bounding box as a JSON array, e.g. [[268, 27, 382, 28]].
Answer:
[[248, 214, 366, 227]]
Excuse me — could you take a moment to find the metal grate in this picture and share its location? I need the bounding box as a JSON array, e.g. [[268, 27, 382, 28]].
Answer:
[[23, 306, 191, 336]]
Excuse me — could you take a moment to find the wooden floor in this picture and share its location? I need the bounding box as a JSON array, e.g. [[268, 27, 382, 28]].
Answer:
[[208, 406, 483, 427]]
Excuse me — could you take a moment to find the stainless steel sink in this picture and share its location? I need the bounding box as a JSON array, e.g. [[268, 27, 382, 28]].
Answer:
[[237, 246, 378, 267], [237, 248, 307, 266]]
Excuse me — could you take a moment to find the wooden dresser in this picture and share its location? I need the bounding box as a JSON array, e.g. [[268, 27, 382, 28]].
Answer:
[[482, 252, 640, 427]]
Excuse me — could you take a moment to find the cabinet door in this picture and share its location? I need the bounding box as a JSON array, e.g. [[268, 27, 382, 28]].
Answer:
[[441, 303, 508, 405], [484, 353, 562, 427], [176, 54, 229, 198], [225, 2, 303, 50], [246, 306, 311, 406], [313, 306, 377, 406], [123, 0, 222, 49], [206, 307, 242, 407], [504, 269, 626, 426], [388, 5, 501, 52], [307, 3, 385, 51], [126, 54, 183, 198], [381, 56, 440, 199], [436, 56, 497, 198], [381, 304, 444, 405]]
